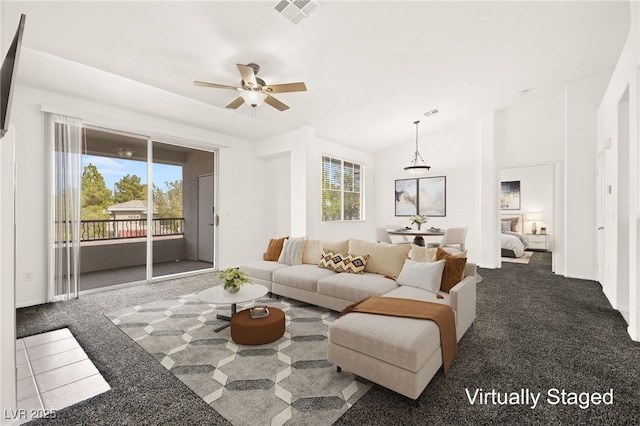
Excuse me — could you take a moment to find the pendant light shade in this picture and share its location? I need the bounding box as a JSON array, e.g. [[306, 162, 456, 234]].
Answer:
[[404, 120, 431, 174]]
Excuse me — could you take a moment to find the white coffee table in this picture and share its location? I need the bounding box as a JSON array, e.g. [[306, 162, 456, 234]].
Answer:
[[197, 284, 269, 332]]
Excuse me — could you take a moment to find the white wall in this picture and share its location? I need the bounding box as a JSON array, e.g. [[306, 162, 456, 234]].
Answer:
[[0, 127, 16, 425], [597, 0, 639, 341], [254, 126, 377, 250], [374, 120, 483, 266]]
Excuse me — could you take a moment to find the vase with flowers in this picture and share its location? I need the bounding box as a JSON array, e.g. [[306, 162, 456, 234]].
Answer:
[[218, 267, 252, 294], [410, 214, 429, 230]]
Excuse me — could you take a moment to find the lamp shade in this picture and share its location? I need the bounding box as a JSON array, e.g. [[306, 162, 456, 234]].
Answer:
[[526, 212, 542, 221], [239, 90, 267, 107]]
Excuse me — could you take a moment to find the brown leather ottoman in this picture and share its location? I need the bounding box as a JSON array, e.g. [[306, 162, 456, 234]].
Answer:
[[230, 307, 285, 345]]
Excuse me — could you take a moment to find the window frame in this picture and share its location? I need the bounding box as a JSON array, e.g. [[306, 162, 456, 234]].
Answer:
[[321, 155, 364, 222]]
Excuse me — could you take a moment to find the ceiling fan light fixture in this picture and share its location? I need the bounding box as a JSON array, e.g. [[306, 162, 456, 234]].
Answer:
[[404, 120, 431, 174], [116, 147, 134, 158], [239, 90, 268, 107]]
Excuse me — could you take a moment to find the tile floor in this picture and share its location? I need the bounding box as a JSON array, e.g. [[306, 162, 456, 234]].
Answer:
[[14, 328, 110, 424]]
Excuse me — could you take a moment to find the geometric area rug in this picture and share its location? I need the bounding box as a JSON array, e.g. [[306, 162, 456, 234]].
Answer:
[[105, 291, 371, 426]]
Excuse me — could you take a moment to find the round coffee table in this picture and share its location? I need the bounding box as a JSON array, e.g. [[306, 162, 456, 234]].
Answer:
[[197, 284, 269, 332], [231, 307, 286, 345]]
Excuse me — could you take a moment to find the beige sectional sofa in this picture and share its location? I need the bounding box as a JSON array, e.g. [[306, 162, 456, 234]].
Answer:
[[239, 237, 477, 399]]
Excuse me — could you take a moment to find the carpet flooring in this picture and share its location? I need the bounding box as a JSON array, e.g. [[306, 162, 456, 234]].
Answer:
[[105, 295, 371, 425], [15, 252, 640, 425]]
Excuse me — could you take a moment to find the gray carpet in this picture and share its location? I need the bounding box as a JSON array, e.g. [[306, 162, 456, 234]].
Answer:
[[16, 252, 640, 425]]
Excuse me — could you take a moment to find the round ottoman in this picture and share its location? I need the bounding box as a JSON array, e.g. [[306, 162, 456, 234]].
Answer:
[[230, 307, 285, 345]]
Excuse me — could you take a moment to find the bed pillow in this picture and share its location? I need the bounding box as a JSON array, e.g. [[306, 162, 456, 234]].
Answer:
[[502, 217, 519, 232], [396, 259, 445, 293], [264, 236, 288, 261], [318, 249, 369, 274], [278, 237, 306, 265], [436, 247, 467, 293], [501, 221, 511, 232]]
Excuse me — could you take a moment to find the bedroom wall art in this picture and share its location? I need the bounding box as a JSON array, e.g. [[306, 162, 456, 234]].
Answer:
[[395, 178, 418, 216], [418, 176, 446, 217], [501, 180, 521, 210]]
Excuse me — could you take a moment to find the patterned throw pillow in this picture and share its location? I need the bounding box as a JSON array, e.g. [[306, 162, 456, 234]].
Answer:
[[318, 249, 369, 274]]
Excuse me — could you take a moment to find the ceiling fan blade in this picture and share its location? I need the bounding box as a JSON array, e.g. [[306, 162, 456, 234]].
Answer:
[[237, 64, 257, 87], [263, 82, 307, 93], [264, 95, 289, 111], [226, 97, 245, 109], [194, 80, 239, 90]]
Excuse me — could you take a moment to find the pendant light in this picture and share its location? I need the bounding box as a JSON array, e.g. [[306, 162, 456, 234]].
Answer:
[[404, 120, 431, 174]]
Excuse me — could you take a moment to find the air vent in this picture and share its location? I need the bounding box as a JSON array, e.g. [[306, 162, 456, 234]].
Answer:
[[273, 0, 320, 24], [423, 108, 441, 118]]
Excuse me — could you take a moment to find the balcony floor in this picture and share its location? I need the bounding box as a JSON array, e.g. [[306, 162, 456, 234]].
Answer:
[[80, 260, 214, 292]]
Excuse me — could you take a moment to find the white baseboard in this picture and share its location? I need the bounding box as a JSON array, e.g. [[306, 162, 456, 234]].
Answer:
[[563, 273, 596, 281]]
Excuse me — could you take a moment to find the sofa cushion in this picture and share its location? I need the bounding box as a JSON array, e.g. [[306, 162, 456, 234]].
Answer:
[[436, 247, 467, 293], [303, 239, 350, 264], [278, 237, 306, 265], [317, 272, 398, 302], [396, 259, 445, 293], [348, 239, 410, 278], [329, 310, 441, 373], [240, 261, 290, 282], [318, 249, 369, 274], [409, 244, 437, 262], [264, 236, 288, 261], [273, 264, 335, 292]]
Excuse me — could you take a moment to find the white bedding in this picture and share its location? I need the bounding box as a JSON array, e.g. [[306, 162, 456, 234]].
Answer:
[[501, 231, 527, 257]]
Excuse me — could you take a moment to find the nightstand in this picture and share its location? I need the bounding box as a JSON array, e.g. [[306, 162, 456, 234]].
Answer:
[[526, 233, 548, 251]]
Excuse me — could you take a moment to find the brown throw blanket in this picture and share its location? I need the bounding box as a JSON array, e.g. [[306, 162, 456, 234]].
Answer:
[[340, 297, 458, 375]]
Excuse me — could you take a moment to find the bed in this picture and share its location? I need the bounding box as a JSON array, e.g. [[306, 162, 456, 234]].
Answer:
[[501, 214, 527, 258]]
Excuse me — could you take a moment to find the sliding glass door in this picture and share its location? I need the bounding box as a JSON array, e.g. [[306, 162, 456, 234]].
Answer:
[[49, 119, 216, 296]]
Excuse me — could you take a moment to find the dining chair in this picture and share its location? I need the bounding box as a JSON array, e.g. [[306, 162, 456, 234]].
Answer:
[[427, 226, 467, 253], [385, 224, 411, 244], [375, 227, 394, 244]]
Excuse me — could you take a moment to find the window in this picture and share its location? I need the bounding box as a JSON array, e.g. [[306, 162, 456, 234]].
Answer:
[[322, 155, 363, 221]]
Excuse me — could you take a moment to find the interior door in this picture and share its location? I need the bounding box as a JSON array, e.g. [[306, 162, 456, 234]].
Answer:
[[596, 151, 605, 284], [198, 174, 214, 263]]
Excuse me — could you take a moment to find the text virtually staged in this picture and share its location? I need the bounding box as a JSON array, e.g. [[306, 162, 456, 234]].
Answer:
[[464, 387, 614, 410]]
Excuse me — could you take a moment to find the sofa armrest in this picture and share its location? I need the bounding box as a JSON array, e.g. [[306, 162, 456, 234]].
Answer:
[[448, 274, 477, 340]]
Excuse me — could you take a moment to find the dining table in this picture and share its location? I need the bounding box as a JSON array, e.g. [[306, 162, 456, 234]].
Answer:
[[387, 228, 445, 247]]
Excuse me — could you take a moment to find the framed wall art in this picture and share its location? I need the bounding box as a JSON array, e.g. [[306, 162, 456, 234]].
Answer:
[[501, 180, 521, 210], [395, 178, 418, 216], [418, 176, 446, 217]]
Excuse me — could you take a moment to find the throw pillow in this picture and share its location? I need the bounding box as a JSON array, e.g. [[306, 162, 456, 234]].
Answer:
[[264, 236, 288, 261], [436, 247, 467, 293], [409, 244, 438, 263], [348, 239, 410, 278], [396, 259, 446, 294], [500, 221, 511, 232], [278, 237, 307, 265], [302, 239, 350, 265], [318, 249, 369, 274], [501, 217, 519, 232]]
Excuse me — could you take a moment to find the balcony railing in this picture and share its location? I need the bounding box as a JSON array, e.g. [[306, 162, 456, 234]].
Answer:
[[74, 218, 184, 242]]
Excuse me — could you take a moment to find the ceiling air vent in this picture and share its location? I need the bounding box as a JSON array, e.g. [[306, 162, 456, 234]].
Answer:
[[423, 108, 441, 118], [273, 0, 320, 24]]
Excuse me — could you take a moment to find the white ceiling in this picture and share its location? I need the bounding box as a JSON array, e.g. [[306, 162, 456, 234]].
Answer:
[[1, 1, 631, 152]]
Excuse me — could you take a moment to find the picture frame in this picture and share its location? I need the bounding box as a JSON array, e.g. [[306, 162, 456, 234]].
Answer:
[[418, 176, 446, 217], [395, 178, 418, 216], [540, 227, 547, 235], [500, 180, 521, 210]]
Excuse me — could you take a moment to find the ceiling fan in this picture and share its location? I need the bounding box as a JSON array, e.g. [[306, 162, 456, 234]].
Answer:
[[194, 63, 307, 111]]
